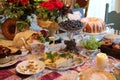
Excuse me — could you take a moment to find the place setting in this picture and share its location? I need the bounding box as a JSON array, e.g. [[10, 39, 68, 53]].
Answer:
[[16, 60, 45, 75], [0, 45, 22, 68]]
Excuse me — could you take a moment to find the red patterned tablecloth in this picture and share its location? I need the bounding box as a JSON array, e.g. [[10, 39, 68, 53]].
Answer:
[[0, 53, 119, 80]]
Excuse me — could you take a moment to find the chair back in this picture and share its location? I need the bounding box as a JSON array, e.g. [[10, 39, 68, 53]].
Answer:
[[105, 3, 120, 31]]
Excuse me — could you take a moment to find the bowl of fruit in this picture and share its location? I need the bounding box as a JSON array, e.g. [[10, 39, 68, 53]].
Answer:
[[81, 36, 101, 56]]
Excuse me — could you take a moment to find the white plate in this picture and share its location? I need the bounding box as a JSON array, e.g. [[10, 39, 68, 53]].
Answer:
[[84, 30, 107, 36], [46, 57, 86, 71], [0, 56, 18, 68], [16, 60, 45, 75]]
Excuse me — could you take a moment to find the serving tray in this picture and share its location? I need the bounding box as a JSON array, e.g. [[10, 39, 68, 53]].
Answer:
[[99, 45, 120, 59]]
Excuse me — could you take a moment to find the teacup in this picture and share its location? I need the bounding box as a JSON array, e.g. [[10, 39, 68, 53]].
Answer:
[[30, 40, 45, 56]]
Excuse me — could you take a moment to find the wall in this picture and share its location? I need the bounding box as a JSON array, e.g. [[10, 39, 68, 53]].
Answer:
[[115, 0, 120, 12]]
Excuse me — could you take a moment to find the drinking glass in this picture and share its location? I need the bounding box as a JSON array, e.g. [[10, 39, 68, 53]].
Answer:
[[49, 36, 55, 45]]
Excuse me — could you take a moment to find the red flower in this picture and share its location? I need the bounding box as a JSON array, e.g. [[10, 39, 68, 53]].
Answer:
[[20, 0, 29, 6], [40, 30, 48, 37], [41, 0, 63, 11], [39, 0, 63, 21], [55, 1, 64, 10], [41, 2, 55, 11]]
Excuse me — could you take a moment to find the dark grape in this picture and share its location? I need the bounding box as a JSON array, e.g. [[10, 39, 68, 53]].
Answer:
[[58, 20, 84, 32]]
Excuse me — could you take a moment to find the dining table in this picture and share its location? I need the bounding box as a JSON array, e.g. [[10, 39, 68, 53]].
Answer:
[[0, 30, 120, 80]]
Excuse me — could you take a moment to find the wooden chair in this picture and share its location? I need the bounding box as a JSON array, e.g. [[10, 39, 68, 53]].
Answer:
[[105, 3, 120, 31]]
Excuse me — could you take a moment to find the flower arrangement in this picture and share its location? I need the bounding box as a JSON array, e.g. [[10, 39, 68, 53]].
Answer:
[[0, 0, 64, 21], [0, 0, 35, 24], [36, 0, 64, 36], [31, 30, 49, 43], [36, 0, 64, 21]]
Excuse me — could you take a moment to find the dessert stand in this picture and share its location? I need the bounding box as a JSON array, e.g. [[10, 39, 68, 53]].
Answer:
[[58, 20, 84, 53]]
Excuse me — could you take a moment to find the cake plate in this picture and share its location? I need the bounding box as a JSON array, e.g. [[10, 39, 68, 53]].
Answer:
[[58, 20, 84, 53]]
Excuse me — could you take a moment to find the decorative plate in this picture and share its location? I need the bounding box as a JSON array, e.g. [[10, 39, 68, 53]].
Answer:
[[16, 60, 45, 75], [40, 52, 86, 71], [47, 58, 85, 71], [0, 56, 18, 68], [76, 68, 116, 80]]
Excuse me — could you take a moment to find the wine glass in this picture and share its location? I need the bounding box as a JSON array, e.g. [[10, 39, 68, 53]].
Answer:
[[49, 36, 55, 45], [48, 36, 56, 51]]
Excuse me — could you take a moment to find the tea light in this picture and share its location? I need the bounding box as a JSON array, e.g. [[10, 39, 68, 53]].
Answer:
[[96, 53, 108, 69]]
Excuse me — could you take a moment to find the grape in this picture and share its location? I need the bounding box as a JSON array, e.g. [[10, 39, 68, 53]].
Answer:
[[82, 37, 101, 50], [58, 20, 84, 32]]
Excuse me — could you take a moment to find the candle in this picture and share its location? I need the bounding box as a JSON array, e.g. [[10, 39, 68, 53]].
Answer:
[[96, 53, 108, 69]]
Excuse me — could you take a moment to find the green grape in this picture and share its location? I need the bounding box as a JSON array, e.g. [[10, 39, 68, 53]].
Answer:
[[82, 36, 101, 50]]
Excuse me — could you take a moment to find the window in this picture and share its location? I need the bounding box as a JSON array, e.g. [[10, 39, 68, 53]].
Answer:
[[87, 0, 118, 20]]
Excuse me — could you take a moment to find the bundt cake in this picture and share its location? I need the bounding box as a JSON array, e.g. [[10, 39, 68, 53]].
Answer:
[[1, 18, 16, 40], [81, 17, 106, 33]]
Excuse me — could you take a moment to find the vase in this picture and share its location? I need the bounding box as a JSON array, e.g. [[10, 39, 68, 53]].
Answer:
[[48, 28, 56, 37], [37, 18, 58, 37]]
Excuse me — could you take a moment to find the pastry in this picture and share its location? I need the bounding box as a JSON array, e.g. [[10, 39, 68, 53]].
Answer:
[[112, 43, 120, 50], [101, 39, 113, 46]]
